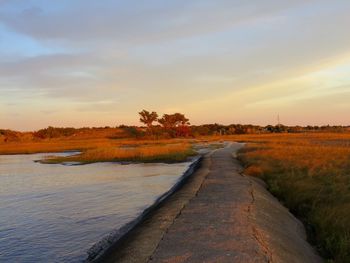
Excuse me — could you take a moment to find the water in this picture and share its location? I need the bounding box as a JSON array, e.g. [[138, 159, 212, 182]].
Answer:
[[0, 152, 192, 262]]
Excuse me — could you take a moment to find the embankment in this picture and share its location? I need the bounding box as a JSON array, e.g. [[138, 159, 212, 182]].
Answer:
[[100, 143, 322, 263], [87, 156, 202, 262]]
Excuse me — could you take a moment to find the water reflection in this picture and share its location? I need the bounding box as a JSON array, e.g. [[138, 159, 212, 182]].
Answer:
[[0, 152, 191, 262]]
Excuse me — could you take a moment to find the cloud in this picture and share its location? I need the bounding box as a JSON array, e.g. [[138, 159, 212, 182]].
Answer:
[[1, 0, 350, 129], [0, 0, 316, 45]]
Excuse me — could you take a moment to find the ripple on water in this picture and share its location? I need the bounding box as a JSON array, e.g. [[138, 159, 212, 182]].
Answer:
[[0, 152, 191, 262]]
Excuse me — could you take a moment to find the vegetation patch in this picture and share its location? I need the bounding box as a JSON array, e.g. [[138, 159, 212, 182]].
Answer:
[[236, 133, 350, 263], [41, 143, 196, 164]]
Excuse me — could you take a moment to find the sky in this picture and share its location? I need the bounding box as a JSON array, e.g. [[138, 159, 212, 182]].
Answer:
[[1, 0, 350, 131]]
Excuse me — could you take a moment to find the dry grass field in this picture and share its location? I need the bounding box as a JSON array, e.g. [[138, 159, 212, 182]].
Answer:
[[42, 143, 195, 163], [234, 133, 350, 262], [0, 128, 194, 155]]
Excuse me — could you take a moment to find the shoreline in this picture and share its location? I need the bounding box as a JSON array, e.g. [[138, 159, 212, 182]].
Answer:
[[86, 155, 203, 262], [37, 155, 198, 166]]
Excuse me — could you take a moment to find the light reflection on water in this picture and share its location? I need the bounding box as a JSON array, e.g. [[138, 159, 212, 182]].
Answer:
[[0, 152, 191, 262]]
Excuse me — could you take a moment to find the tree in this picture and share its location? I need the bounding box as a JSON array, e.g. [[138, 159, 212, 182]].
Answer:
[[158, 114, 175, 130], [138, 110, 158, 134], [158, 113, 191, 137]]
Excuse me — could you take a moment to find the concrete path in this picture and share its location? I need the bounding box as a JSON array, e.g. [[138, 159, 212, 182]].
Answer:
[[103, 143, 322, 263]]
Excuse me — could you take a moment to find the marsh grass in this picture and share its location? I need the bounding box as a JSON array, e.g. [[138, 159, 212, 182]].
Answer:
[[235, 133, 350, 262], [0, 126, 195, 155], [0, 138, 111, 155], [42, 143, 195, 164]]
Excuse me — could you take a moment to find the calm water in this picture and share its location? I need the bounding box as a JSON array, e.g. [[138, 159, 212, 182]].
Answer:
[[0, 152, 191, 262]]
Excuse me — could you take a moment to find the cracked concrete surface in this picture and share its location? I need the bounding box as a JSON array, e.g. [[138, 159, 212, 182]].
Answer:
[[104, 143, 322, 263]]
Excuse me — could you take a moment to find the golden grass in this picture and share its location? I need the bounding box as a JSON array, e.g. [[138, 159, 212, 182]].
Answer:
[[0, 138, 112, 154], [42, 143, 195, 163], [0, 129, 196, 163], [0, 135, 196, 155], [234, 132, 350, 262]]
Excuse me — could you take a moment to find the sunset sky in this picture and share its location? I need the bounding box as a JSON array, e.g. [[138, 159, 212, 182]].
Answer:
[[1, 0, 350, 130]]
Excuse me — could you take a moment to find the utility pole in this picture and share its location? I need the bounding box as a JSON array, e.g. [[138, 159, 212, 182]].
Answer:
[[277, 114, 280, 126]]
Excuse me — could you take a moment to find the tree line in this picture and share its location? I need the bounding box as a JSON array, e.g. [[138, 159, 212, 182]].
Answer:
[[1, 110, 349, 142]]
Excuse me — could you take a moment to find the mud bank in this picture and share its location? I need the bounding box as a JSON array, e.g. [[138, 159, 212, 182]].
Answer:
[[101, 143, 322, 263]]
